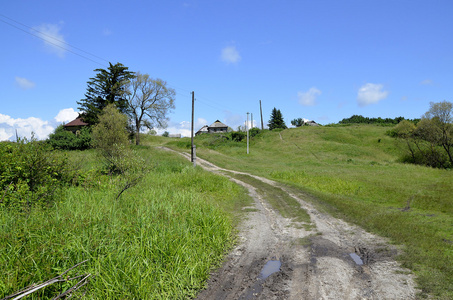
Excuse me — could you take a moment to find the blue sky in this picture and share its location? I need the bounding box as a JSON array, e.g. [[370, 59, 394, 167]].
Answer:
[[1, 0, 452, 140]]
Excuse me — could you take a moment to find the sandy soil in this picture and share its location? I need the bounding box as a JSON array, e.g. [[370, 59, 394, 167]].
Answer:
[[162, 148, 419, 299]]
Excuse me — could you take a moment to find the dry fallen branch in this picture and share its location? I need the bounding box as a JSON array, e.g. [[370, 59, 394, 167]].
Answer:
[[1, 260, 92, 300]]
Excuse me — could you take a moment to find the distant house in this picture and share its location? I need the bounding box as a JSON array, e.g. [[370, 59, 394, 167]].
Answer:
[[306, 120, 319, 126], [63, 117, 89, 133], [195, 125, 209, 136], [208, 120, 228, 133], [169, 133, 181, 138], [196, 120, 229, 135]]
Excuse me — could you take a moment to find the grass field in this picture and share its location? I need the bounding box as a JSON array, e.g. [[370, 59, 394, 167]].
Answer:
[[170, 125, 453, 298], [0, 143, 251, 299], [2, 126, 451, 298]]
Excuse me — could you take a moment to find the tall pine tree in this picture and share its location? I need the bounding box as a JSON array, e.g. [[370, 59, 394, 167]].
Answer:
[[77, 62, 135, 125], [268, 107, 287, 130]]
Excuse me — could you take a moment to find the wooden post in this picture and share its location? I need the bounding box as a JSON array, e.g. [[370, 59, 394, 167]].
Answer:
[[191, 91, 195, 164], [260, 100, 264, 130]]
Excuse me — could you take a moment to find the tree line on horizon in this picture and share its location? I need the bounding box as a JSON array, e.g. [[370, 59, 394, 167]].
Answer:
[[266, 107, 424, 130], [338, 115, 420, 125]]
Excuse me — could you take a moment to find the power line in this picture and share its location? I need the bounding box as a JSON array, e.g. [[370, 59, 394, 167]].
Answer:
[[0, 14, 109, 67], [1, 14, 253, 119]]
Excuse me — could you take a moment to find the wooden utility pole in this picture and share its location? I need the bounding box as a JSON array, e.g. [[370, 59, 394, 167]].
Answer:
[[260, 100, 264, 130], [191, 91, 195, 165], [251, 113, 254, 128]]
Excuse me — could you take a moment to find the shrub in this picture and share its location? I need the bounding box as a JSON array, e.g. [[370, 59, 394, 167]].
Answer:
[[91, 104, 148, 197], [47, 125, 91, 150], [388, 102, 453, 169], [231, 131, 246, 142], [249, 127, 261, 138], [0, 137, 72, 209], [91, 104, 130, 173]]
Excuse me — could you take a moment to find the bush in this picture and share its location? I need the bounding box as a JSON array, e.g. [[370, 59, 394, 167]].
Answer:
[[0, 137, 72, 209], [91, 104, 130, 172], [91, 104, 148, 198], [249, 127, 261, 138], [47, 125, 91, 150], [231, 131, 246, 142]]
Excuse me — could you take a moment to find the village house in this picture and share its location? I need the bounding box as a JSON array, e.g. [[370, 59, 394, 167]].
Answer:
[[195, 125, 209, 136], [306, 120, 319, 126], [208, 120, 228, 133], [196, 120, 228, 135], [63, 116, 89, 133]]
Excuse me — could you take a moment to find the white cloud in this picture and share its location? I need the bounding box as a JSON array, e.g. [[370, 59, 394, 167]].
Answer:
[[102, 28, 112, 36], [196, 118, 208, 128], [357, 83, 388, 107], [0, 113, 54, 141], [298, 87, 321, 106], [0, 128, 10, 141], [420, 79, 433, 85], [15, 77, 36, 90], [223, 112, 244, 130], [33, 23, 66, 58], [55, 108, 79, 123], [221, 46, 241, 64]]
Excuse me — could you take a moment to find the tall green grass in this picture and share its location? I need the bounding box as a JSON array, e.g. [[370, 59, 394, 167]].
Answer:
[[0, 147, 251, 299], [173, 125, 453, 298]]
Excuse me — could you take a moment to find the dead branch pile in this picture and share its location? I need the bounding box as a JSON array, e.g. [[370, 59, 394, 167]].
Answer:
[[1, 260, 92, 300]]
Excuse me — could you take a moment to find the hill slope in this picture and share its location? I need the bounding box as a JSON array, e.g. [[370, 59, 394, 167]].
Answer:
[[171, 124, 453, 298]]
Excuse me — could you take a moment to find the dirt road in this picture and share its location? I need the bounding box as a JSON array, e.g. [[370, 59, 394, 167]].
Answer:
[[164, 148, 419, 299]]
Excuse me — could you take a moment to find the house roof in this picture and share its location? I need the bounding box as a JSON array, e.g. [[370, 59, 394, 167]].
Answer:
[[64, 117, 88, 127], [195, 125, 209, 135], [209, 120, 228, 128]]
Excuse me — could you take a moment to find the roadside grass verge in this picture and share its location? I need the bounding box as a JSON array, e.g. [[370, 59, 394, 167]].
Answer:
[[171, 125, 453, 298], [0, 146, 251, 299]]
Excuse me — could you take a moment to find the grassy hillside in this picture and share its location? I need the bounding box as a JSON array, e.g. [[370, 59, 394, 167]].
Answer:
[[170, 125, 453, 298], [0, 144, 251, 299]]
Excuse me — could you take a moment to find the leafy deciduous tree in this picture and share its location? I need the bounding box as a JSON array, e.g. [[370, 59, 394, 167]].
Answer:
[[291, 118, 304, 127], [77, 62, 135, 125], [391, 101, 453, 168], [423, 100, 453, 164], [91, 104, 130, 171], [91, 104, 148, 198], [125, 73, 175, 145]]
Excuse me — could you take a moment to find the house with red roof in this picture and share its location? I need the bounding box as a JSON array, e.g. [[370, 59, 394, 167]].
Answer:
[[63, 117, 89, 133]]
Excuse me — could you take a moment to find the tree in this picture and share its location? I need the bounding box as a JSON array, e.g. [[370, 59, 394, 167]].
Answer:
[[91, 104, 148, 198], [124, 73, 175, 145], [77, 62, 136, 125], [422, 100, 453, 165], [291, 118, 304, 127], [91, 104, 130, 171], [389, 101, 453, 168], [268, 107, 287, 130]]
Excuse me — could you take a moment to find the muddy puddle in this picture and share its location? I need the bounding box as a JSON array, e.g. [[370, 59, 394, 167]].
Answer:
[[258, 260, 282, 279], [349, 253, 364, 265]]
